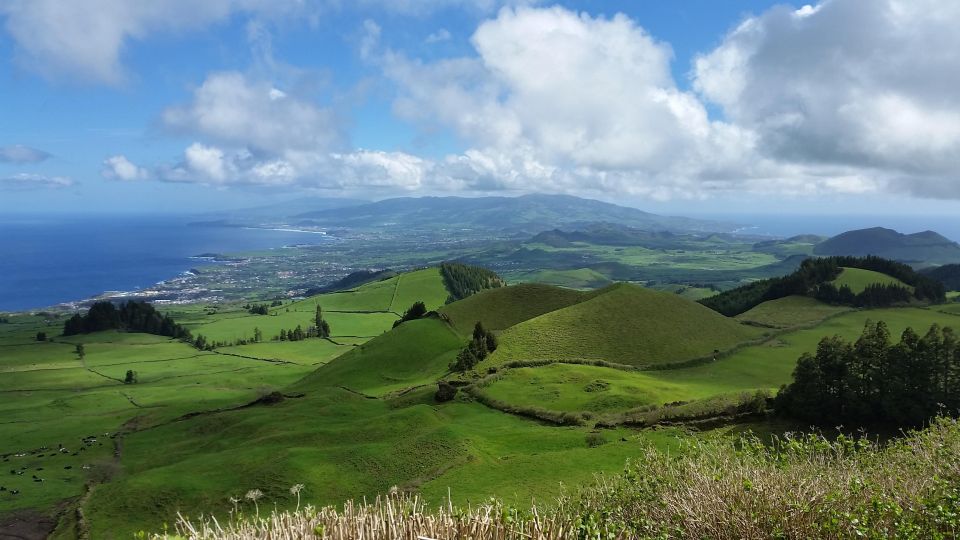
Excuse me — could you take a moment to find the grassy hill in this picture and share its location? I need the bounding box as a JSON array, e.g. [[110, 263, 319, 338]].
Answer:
[[439, 283, 591, 335], [294, 318, 463, 396], [736, 295, 850, 329], [490, 284, 762, 368], [830, 267, 910, 294]]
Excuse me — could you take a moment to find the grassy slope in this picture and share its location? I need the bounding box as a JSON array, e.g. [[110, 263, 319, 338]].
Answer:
[[831, 267, 909, 294], [439, 283, 590, 336], [482, 307, 959, 416], [491, 284, 762, 367], [736, 295, 850, 329], [294, 318, 463, 396], [0, 268, 452, 523]]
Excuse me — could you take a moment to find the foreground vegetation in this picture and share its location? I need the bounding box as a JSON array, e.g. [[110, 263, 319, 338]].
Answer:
[[160, 417, 960, 539]]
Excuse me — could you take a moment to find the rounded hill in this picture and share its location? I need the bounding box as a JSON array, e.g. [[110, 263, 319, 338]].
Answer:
[[489, 283, 762, 368]]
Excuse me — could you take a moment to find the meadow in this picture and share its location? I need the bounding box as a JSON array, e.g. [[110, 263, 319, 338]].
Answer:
[[3, 265, 959, 538]]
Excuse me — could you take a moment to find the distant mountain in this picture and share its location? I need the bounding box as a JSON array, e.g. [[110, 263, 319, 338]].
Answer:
[[813, 227, 960, 265], [294, 194, 739, 234], [190, 197, 368, 226]]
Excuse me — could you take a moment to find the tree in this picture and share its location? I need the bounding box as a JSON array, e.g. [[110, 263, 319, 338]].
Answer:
[[394, 301, 428, 328], [280, 329, 288, 341], [254, 327, 263, 343], [75, 343, 85, 360], [319, 319, 331, 338], [315, 305, 324, 328], [124, 370, 138, 384], [36, 332, 47, 342]]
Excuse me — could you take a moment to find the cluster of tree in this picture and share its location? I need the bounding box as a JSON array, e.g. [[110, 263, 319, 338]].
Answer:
[[36, 332, 47, 342], [439, 262, 505, 303], [0, 316, 9, 324], [776, 321, 960, 427], [922, 263, 960, 291], [246, 304, 270, 315], [813, 282, 914, 307], [124, 370, 138, 384], [450, 322, 497, 372], [701, 256, 946, 316], [393, 301, 427, 328], [279, 326, 307, 342], [63, 301, 192, 340]]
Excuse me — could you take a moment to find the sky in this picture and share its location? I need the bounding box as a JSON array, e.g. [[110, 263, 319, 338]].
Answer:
[[1, 0, 959, 217]]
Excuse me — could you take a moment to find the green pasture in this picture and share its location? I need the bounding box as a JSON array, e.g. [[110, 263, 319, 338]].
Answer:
[[736, 295, 850, 329], [831, 267, 909, 294]]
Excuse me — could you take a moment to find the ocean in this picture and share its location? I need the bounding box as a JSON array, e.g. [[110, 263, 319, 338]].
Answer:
[[0, 215, 334, 312]]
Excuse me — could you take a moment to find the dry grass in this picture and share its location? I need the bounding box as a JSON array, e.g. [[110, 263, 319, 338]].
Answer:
[[157, 418, 960, 539]]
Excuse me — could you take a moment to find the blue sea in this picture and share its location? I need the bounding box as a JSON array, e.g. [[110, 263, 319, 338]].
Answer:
[[0, 215, 334, 312]]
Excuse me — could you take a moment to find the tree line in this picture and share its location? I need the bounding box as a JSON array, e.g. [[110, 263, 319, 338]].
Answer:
[[701, 256, 946, 316], [776, 320, 960, 427], [63, 301, 191, 340], [440, 262, 505, 303]]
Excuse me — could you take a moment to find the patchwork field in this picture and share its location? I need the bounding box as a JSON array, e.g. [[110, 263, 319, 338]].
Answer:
[[3, 266, 959, 538]]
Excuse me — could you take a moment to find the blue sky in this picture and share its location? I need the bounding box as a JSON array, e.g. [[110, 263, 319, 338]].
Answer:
[[1, 0, 959, 217]]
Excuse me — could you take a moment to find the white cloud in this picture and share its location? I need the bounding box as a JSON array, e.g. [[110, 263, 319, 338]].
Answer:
[[0, 145, 51, 164], [0, 173, 74, 190], [694, 0, 960, 197], [0, 0, 306, 84], [102, 155, 149, 181], [162, 72, 344, 154], [380, 6, 780, 197]]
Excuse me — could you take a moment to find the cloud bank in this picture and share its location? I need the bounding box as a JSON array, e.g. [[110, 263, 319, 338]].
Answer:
[[35, 1, 960, 200]]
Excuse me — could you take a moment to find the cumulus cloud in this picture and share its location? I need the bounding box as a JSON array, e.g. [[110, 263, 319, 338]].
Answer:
[[162, 72, 345, 154], [0, 145, 51, 164], [378, 6, 781, 198], [102, 155, 149, 181], [0, 0, 306, 84], [694, 0, 960, 197], [0, 173, 74, 190]]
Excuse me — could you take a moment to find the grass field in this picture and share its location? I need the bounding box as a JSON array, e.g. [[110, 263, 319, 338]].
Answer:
[[831, 267, 909, 294], [736, 295, 850, 328], [6, 266, 960, 538], [490, 284, 762, 368]]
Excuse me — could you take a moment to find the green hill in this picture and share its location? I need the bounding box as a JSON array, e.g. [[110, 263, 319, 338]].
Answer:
[[814, 227, 960, 264], [830, 267, 909, 294], [295, 317, 462, 396], [490, 284, 762, 368], [439, 283, 591, 335], [736, 295, 850, 329]]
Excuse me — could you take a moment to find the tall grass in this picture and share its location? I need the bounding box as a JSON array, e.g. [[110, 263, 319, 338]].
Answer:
[[157, 417, 960, 539]]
